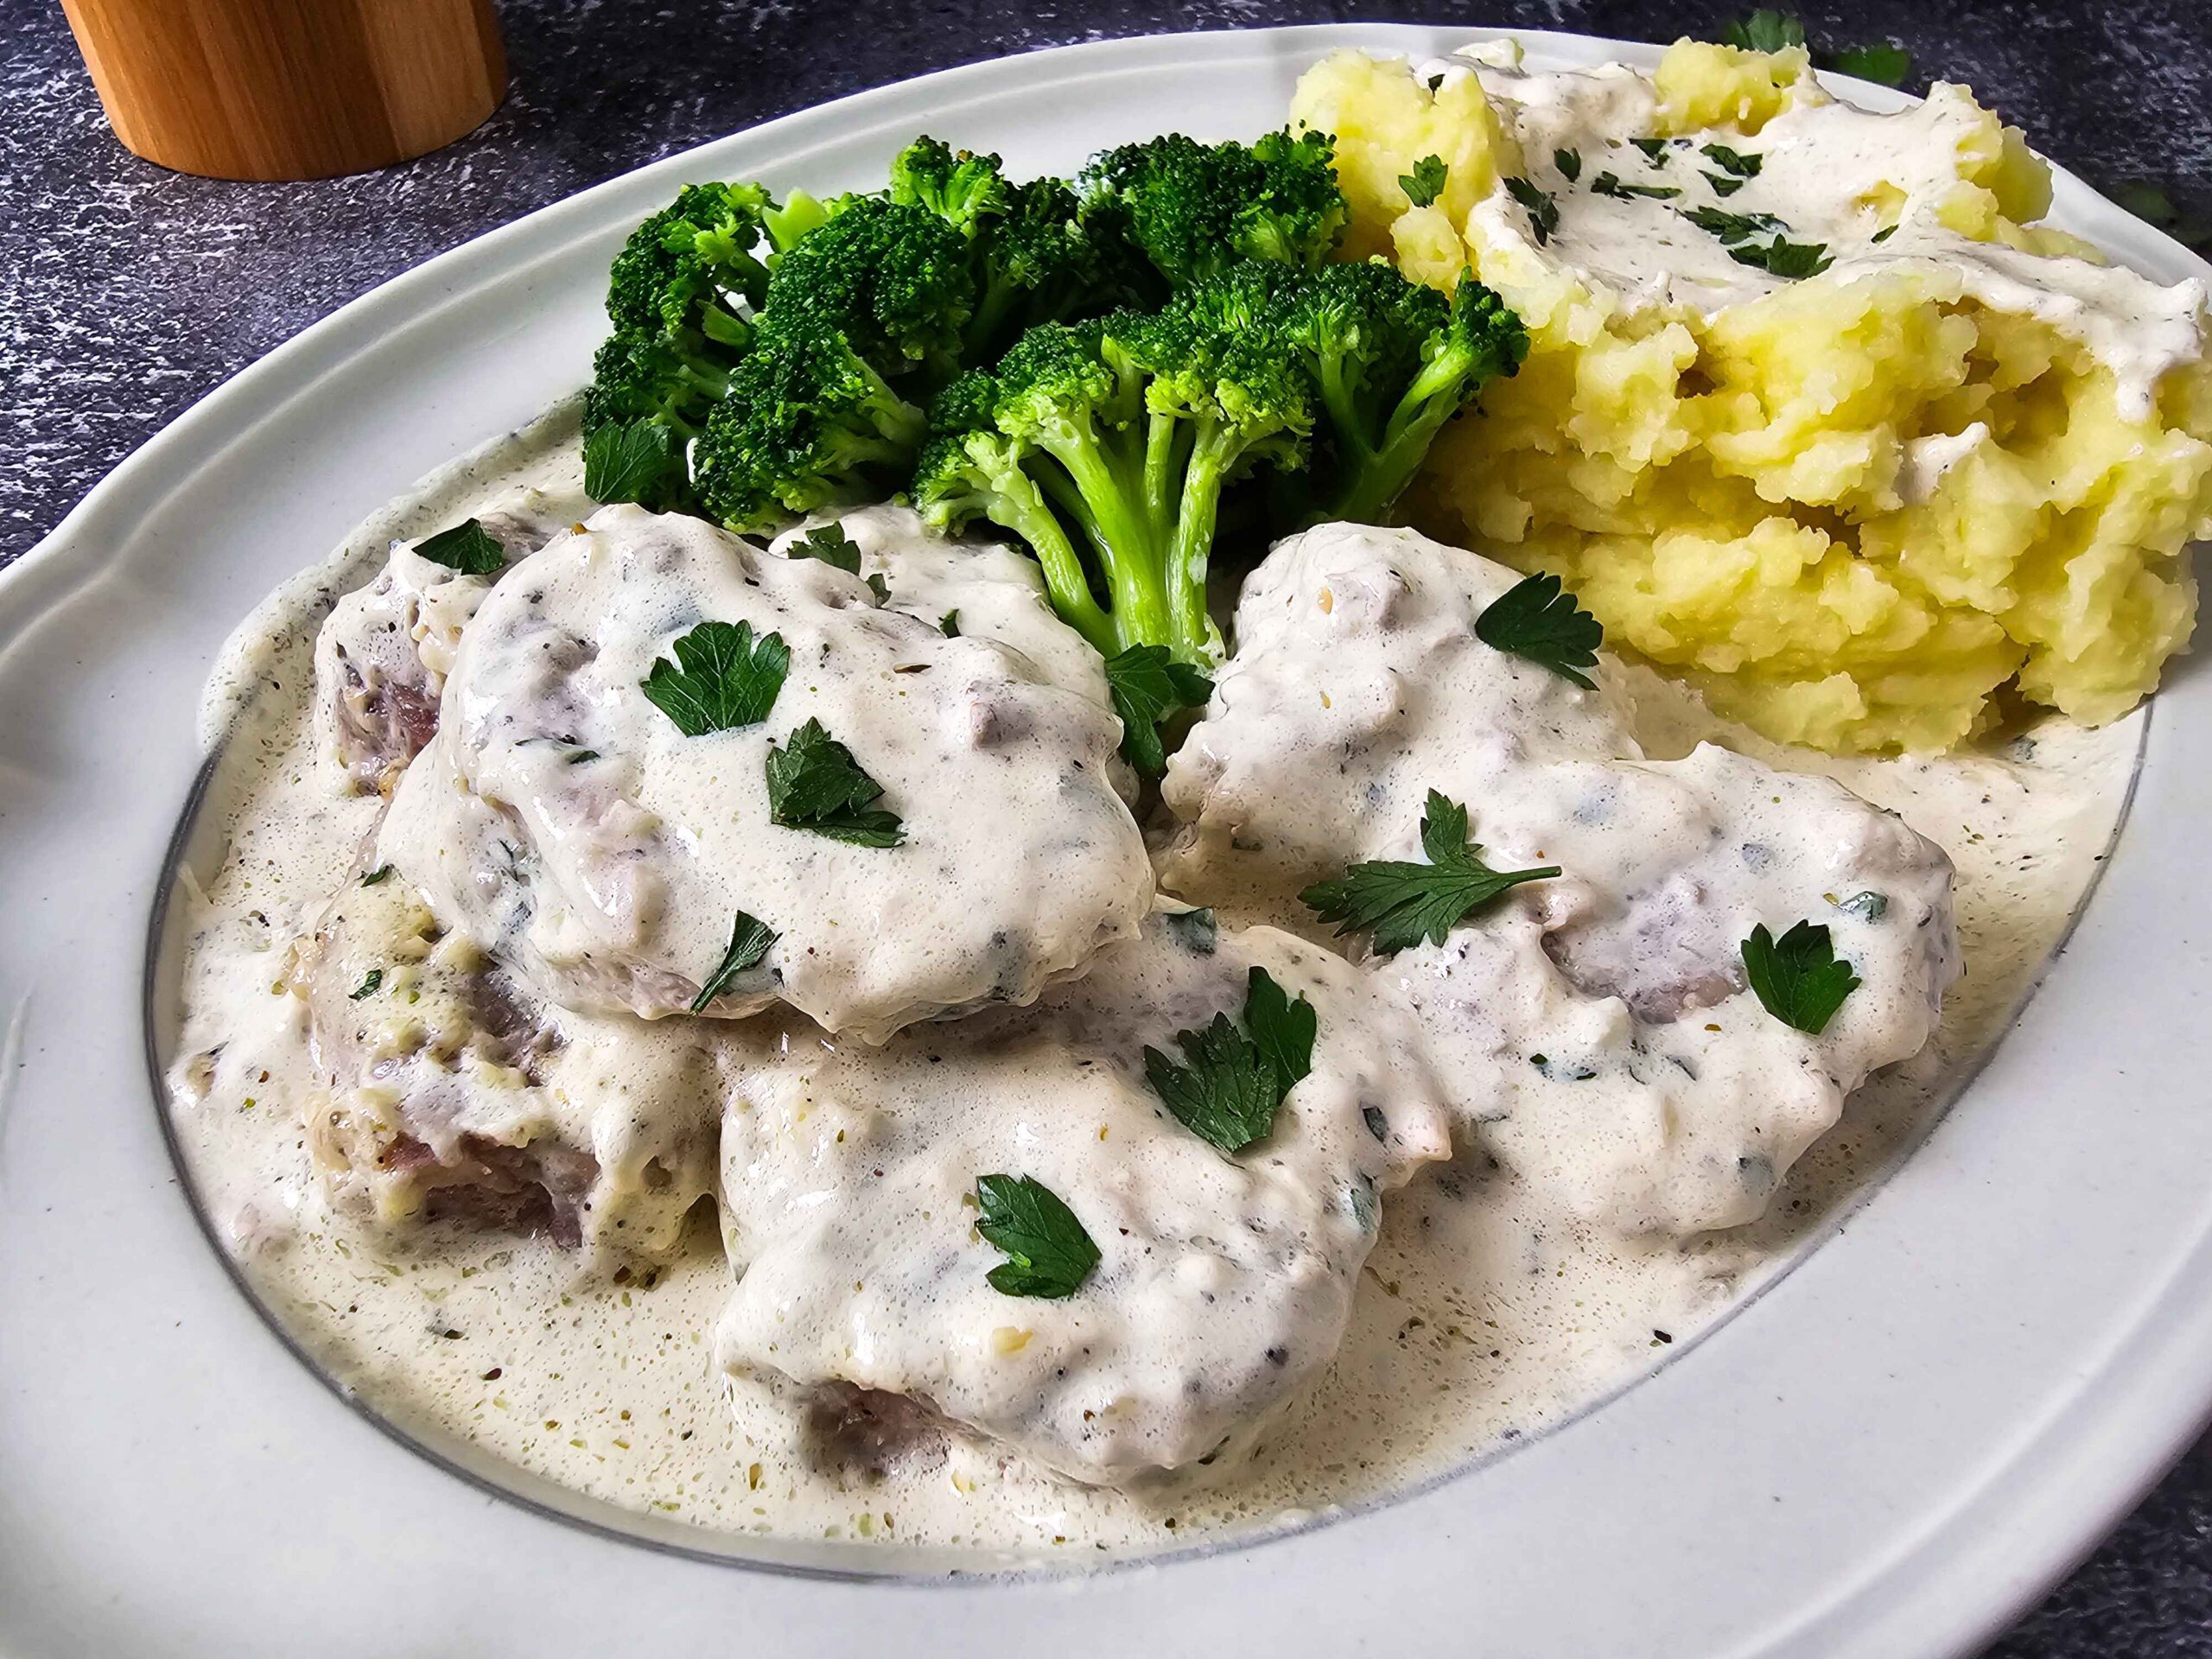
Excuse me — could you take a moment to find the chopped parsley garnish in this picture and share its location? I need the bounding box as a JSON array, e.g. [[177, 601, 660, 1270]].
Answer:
[[1732, 235, 1834, 277], [689, 911, 779, 1012], [350, 969, 383, 1001], [1143, 966, 1316, 1153], [1590, 171, 1680, 201], [639, 619, 790, 736], [975, 1173, 1100, 1299], [360, 865, 393, 887], [1399, 153, 1448, 208], [566, 747, 600, 765], [1682, 206, 1790, 242], [1503, 176, 1560, 245], [938, 610, 961, 638], [1103, 643, 1213, 778], [1681, 205, 1831, 277], [583, 418, 678, 505], [1826, 41, 1911, 86], [789, 521, 861, 574], [1705, 174, 1747, 198], [1630, 137, 1669, 168], [1300, 790, 1559, 955], [1742, 919, 1860, 1034], [1722, 10, 1805, 51], [1871, 224, 1897, 243], [867, 573, 890, 604], [1554, 148, 1582, 182], [1701, 143, 1764, 179], [412, 518, 506, 576], [765, 718, 904, 846], [1473, 570, 1604, 688]]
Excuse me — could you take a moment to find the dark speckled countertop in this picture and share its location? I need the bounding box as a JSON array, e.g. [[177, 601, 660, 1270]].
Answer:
[[2, 0, 2208, 1648]]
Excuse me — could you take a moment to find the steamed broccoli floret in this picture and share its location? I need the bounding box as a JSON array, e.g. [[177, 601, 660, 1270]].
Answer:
[[1080, 130, 1350, 288], [691, 315, 929, 534], [914, 270, 1311, 663], [606, 181, 777, 344], [889, 137, 1156, 364], [759, 196, 976, 382], [584, 327, 732, 442], [1281, 262, 1529, 524], [888, 136, 1014, 236], [588, 178, 841, 509]]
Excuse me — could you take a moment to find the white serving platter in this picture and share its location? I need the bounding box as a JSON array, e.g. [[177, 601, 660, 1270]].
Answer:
[[3, 23, 2209, 1658]]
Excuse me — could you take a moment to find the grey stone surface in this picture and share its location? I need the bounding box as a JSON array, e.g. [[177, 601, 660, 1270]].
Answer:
[[1, 0, 2207, 1647]]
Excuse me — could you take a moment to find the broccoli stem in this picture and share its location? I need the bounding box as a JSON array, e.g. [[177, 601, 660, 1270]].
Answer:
[[1141, 410, 1184, 534], [1166, 423, 1239, 660], [973, 449, 1116, 653], [1029, 420, 1173, 654], [1333, 347, 1478, 524]]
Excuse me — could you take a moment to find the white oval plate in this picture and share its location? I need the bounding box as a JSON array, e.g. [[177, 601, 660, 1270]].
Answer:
[[4, 23, 2210, 1658]]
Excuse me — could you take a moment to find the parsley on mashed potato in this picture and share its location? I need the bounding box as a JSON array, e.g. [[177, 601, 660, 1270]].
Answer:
[[1293, 39, 2212, 751]]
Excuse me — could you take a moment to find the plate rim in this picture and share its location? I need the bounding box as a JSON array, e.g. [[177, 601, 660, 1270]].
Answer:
[[6, 22, 2212, 1659]]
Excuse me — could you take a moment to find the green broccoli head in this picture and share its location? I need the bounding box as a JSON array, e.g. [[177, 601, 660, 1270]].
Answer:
[[888, 140, 1156, 363], [760, 196, 976, 382], [606, 181, 777, 344], [888, 137, 1014, 238], [1282, 261, 1528, 524], [692, 316, 929, 535], [583, 325, 734, 443], [1080, 130, 1350, 288], [913, 270, 1312, 663]]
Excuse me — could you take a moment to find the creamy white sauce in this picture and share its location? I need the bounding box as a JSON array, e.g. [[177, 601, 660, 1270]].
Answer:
[[1164, 525, 1961, 1236], [715, 908, 1451, 1485], [162, 401, 2135, 1556], [380, 504, 1148, 1041], [1448, 56, 2208, 418]]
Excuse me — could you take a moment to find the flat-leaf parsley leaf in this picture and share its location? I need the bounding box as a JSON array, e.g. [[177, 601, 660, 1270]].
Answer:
[[640, 619, 791, 736], [690, 910, 779, 1013], [975, 1173, 1100, 1298], [583, 418, 683, 509], [1591, 171, 1680, 201], [789, 521, 862, 574], [1399, 153, 1448, 207], [1300, 790, 1559, 954], [1700, 143, 1764, 180], [1742, 919, 1860, 1034], [1503, 176, 1560, 245], [765, 718, 905, 846], [1103, 644, 1213, 778], [1474, 570, 1604, 688], [1143, 966, 1316, 1153], [413, 518, 506, 576], [1681, 205, 1790, 243], [1731, 234, 1833, 277]]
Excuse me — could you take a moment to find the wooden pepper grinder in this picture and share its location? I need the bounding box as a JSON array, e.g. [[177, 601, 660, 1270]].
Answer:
[[59, 0, 507, 181]]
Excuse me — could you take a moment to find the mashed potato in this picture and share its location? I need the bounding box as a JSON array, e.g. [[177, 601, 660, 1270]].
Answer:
[[1292, 41, 2212, 750]]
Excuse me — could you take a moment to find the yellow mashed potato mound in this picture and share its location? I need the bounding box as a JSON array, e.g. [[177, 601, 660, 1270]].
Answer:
[[1292, 43, 2212, 751]]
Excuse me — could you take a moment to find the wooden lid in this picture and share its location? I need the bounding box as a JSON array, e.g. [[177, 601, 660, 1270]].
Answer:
[[60, 0, 508, 181]]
